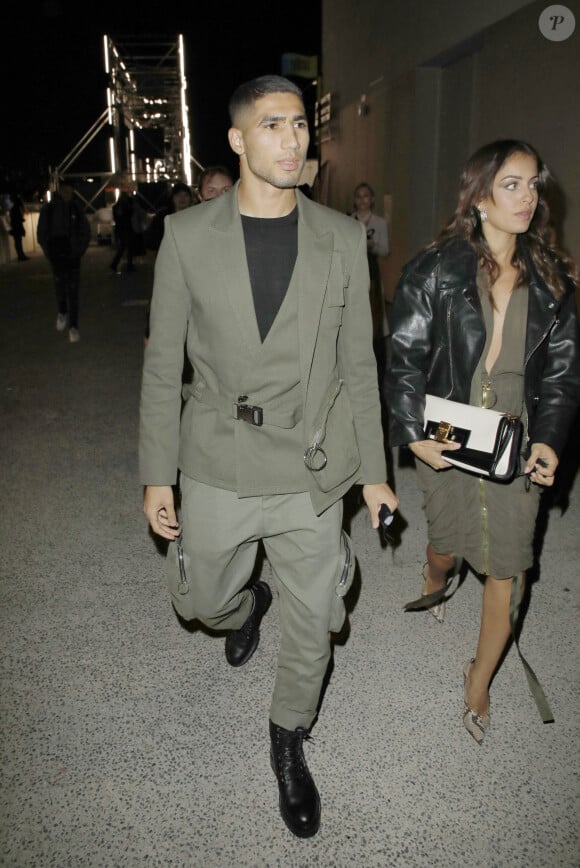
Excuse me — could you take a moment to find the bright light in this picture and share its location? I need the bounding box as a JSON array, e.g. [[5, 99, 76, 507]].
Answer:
[[103, 35, 110, 74], [178, 34, 192, 186], [129, 129, 136, 181], [106, 87, 113, 125], [108, 137, 117, 174]]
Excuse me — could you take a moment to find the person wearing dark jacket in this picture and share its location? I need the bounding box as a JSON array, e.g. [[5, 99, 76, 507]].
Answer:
[[110, 191, 145, 273], [144, 182, 193, 254], [385, 140, 580, 744], [37, 183, 91, 342], [9, 195, 28, 261]]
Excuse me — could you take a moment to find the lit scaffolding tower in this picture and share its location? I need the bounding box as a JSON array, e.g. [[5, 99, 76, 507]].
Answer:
[[103, 33, 197, 189]]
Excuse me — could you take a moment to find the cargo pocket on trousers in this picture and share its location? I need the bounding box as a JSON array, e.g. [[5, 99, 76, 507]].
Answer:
[[166, 534, 197, 621], [329, 530, 356, 633]]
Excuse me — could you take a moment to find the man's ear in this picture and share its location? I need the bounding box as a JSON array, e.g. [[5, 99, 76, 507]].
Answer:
[[228, 127, 244, 156]]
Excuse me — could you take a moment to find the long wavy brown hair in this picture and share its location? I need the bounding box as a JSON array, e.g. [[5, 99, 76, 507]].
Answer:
[[435, 139, 578, 299]]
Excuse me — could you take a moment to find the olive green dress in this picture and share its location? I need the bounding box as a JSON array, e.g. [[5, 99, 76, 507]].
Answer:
[[415, 273, 541, 577]]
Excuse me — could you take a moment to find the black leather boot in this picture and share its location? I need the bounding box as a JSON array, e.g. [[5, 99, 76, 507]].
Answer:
[[269, 720, 321, 838], [224, 581, 272, 667]]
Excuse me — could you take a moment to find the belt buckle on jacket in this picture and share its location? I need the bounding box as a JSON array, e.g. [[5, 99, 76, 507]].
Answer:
[[235, 396, 263, 426]]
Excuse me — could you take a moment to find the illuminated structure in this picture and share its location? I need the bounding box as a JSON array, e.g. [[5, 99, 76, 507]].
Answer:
[[103, 34, 197, 188], [50, 34, 198, 211]]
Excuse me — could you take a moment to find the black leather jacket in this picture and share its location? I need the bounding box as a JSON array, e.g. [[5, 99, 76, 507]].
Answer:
[[386, 238, 580, 457]]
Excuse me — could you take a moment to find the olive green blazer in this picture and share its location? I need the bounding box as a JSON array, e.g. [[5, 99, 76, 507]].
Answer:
[[139, 185, 386, 514]]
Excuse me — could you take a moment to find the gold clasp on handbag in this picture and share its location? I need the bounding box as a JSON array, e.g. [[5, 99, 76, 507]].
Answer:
[[433, 420, 454, 443]]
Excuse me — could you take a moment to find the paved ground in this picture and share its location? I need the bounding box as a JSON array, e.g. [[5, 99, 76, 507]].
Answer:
[[1, 244, 579, 867]]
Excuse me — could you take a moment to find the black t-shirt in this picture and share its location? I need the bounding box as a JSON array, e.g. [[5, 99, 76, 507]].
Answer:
[[241, 207, 298, 342]]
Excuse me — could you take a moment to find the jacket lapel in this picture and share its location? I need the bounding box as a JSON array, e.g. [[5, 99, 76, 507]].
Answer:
[[208, 186, 336, 376], [295, 193, 335, 388], [210, 184, 262, 354]]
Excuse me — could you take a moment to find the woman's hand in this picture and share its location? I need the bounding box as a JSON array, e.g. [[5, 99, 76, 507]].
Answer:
[[408, 438, 461, 470], [525, 443, 558, 486], [362, 483, 400, 529]]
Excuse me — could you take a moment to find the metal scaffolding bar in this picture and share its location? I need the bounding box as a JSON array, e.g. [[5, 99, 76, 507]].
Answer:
[[104, 33, 197, 187], [51, 33, 199, 207]]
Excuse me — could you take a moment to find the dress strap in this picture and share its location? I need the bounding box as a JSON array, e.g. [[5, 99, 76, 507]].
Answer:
[[510, 572, 554, 723]]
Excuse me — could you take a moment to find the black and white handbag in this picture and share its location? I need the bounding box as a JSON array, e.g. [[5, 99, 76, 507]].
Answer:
[[424, 394, 523, 481]]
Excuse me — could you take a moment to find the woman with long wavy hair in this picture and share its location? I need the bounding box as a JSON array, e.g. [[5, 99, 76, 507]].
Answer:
[[385, 140, 580, 743]]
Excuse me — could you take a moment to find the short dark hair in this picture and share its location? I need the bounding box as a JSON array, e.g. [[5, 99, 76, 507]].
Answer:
[[229, 75, 304, 124], [198, 165, 233, 191], [170, 182, 192, 199]]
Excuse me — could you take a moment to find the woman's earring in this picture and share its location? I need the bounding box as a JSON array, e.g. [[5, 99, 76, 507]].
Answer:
[[479, 206, 488, 222]]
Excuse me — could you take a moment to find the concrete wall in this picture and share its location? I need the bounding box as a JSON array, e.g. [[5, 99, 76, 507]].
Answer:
[[321, 0, 580, 294]]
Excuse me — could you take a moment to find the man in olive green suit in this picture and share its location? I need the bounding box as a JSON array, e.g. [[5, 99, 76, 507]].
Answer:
[[139, 75, 398, 838]]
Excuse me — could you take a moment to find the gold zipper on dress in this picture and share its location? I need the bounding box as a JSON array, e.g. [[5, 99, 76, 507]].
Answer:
[[479, 478, 490, 575]]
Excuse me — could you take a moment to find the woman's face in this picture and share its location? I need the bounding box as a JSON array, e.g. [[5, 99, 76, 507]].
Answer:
[[479, 152, 539, 239], [354, 186, 373, 212]]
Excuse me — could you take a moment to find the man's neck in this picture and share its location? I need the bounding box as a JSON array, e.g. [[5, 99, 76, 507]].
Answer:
[[237, 181, 297, 218]]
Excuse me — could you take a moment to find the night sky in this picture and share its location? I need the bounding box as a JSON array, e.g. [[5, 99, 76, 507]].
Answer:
[[4, 1, 321, 193]]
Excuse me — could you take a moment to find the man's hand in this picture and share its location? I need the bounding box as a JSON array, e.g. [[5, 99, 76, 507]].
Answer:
[[408, 438, 461, 470], [525, 443, 558, 487], [362, 483, 400, 530], [143, 485, 180, 540]]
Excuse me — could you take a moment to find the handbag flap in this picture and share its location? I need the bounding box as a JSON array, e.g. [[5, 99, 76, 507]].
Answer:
[[424, 395, 522, 481], [425, 395, 505, 451]]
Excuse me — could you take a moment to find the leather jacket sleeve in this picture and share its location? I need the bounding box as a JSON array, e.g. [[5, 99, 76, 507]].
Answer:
[[386, 239, 580, 457], [527, 280, 580, 457], [385, 248, 441, 446]]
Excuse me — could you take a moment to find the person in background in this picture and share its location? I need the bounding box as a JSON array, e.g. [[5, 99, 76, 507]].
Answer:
[[145, 182, 194, 254], [110, 191, 138, 274], [139, 75, 398, 838], [37, 183, 91, 343], [9, 195, 29, 261], [351, 182, 390, 384], [385, 140, 580, 744], [196, 165, 234, 202]]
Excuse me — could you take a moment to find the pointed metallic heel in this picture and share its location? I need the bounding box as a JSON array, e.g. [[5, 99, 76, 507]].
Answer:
[[462, 659, 490, 745]]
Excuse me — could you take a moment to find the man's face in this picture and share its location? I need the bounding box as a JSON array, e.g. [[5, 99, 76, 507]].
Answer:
[[229, 92, 309, 191], [199, 173, 232, 201]]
